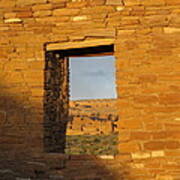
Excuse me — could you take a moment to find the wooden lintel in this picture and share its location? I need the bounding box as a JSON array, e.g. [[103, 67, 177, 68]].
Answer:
[[46, 39, 115, 51]]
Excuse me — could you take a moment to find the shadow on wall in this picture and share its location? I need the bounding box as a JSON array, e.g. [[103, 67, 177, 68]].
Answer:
[[0, 81, 43, 157], [62, 155, 131, 180], [0, 81, 129, 180]]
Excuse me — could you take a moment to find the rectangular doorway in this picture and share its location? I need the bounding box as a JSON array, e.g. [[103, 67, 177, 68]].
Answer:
[[44, 44, 119, 155]]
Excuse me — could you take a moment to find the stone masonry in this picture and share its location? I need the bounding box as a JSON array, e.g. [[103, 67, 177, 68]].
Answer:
[[0, 0, 180, 179], [68, 99, 119, 135]]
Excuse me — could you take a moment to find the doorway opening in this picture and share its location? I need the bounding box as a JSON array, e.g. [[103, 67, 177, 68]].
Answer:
[[44, 44, 119, 155]]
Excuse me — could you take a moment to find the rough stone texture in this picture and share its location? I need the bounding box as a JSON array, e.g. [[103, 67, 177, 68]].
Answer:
[[68, 99, 119, 135], [106, 0, 123, 5], [0, 0, 180, 179], [44, 52, 69, 153]]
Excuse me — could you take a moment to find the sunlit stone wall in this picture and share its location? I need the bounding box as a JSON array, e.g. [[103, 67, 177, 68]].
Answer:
[[0, 0, 180, 179]]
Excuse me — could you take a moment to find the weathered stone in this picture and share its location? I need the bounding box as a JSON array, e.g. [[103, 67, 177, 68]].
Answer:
[[72, 15, 88, 21], [0, 0, 15, 8], [141, 0, 165, 6], [33, 10, 52, 17], [99, 155, 114, 159], [124, 0, 140, 6], [67, 1, 87, 8], [16, 11, 33, 18], [0, 0, 180, 179], [48, 0, 66, 3], [143, 15, 168, 27], [116, 6, 125, 11], [106, 0, 123, 5], [81, 6, 115, 14], [164, 27, 180, 34], [16, 0, 47, 6], [119, 142, 140, 153], [132, 152, 151, 159], [53, 8, 80, 16], [165, 0, 180, 5], [4, 18, 22, 23], [89, 0, 105, 5], [4, 13, 16, 19], [151, 151, 165, 157], [156, 175, 173, 180], [32, 4, 52, 11]]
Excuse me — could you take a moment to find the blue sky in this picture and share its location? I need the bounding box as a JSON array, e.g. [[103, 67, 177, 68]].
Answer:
[[69, 56, 117, 100]]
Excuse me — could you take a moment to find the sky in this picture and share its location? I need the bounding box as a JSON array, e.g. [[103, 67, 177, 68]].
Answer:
[[69, 56, 117, 100]]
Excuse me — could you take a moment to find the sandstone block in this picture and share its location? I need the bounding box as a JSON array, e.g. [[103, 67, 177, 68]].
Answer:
[[116, 6, 125, 11], [4, 13, 16, 19], [151, 150, 165, 157], [165, 123, 180, 131], [166, 141, 180, 150], [145, 123, 163, 131], [32, 4, 52, 11], [164, 27, 180, 34], [134, 95, 158, 104], [0, 0, 15, 8], [118, 131, 130, 141], [156, 175, 173, 180], [16, 0, 47, 6], [67, 1, 87, 8], [165, 0, 180, 5], [48, 0, 66, 3], [118, 120, 143, 130], [72, 15, 88, 21], [81, 6, 115, 14], [131, 6, 145, 16], [24, 71, 44, 86], [89, 0, 105, 5], [84, 28, 116, 37], [133, 163, 144, 169], [120, 16, 140, 25], [174, 118, 180, 121], [28, 61, 44, 70], [33, 10, 52, 17], [31, 87, 44, 97], [142, 15, 168, 27], [144, 141, 166, 150], [159, 93, 180, 105], [4, 18, 22, 23], [51, 2, 66, 9], [16, 11, 33, 18], [119, 142, 140, 153], [131, 131, 151, 140], [99, 155, 114, 159], [118, 29, 135, 35], [141, 0, 165, 6], [106, 0, 123, 5], [0, 111, 6, 125], [152, 132, 167, 139], [124, 0, 140, 6], [166, 150, 180, 157], [132, 152, 151, 159], [138, 74, 157, 83], [53, 8, 80, 16]]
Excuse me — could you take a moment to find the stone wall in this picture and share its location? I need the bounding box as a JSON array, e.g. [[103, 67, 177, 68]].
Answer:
[[0, 0, 180, 179], [68, 99, 118, 135]]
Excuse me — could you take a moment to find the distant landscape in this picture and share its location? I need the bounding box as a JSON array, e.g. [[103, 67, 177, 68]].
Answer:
[[66, 99, 119, 155]]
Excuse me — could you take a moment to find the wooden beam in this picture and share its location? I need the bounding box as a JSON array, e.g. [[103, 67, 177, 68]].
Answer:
[[46, 39, 115, 51]]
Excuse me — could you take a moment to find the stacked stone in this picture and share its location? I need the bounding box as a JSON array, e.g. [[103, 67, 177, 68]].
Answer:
[[0, 0, 180, 179], [68, 99, 119, 135]]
